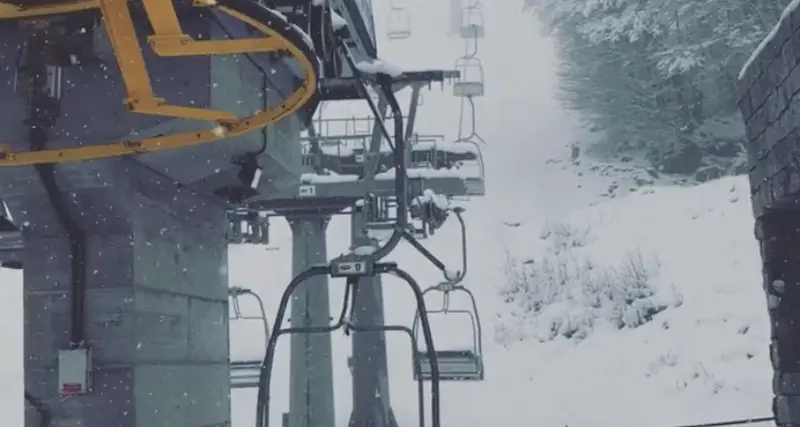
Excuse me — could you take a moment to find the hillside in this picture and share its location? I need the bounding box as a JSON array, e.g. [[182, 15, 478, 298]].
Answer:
[[494, 175, 771, 426]]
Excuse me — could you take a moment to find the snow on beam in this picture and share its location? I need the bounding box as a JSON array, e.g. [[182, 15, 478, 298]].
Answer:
[[739, 0, 800, 80], [331, 10, 348, 30], [375, 166, 481, 180], [411, 140, 481, 155], [354, 59, 404, 78], [412, 188, 450, 210]]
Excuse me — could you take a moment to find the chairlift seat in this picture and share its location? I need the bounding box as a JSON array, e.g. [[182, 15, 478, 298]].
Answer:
[[386, 7, 412, 40], [387, 29, 412, 39], [415, 349, 484, 381], [230, 359, 262, 389], [454, 81, 484, 97], [366, 221, 395, 231], [460, 24, 484, 39]]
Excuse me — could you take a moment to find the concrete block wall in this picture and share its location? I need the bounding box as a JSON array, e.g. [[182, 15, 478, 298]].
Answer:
[[739, 7, 800, 426], [739, 7, 800, 217]]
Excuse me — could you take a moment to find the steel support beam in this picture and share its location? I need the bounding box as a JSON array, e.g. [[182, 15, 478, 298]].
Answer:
[[286, 213, 336, 427], [347, 207, 398, 427]]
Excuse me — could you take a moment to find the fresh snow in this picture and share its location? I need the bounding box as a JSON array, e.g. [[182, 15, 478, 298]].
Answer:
[[354, 59, 404, 77], [331, 11, 348, 30], [739, 0, 800, 80], [300, 171, 359, 183], [413, 188, 450, 210], [290, 22, 315, 52], [302, 138, 478, 159], [411, 140, 480, 155], [225, 174, 772, 427], [375, 164, 482, 179]]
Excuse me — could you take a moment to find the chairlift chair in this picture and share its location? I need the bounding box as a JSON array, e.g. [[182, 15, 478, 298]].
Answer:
[[228, 286, 270, 389], [386, 7, 412, 39], [460, 5, 484, 39], [453, 56, 485, 97], [412, 284, 484, 381], [259, 274, 441, 427]]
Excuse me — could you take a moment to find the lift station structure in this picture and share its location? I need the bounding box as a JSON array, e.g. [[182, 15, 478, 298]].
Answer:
[[0, 0, 488, 426]]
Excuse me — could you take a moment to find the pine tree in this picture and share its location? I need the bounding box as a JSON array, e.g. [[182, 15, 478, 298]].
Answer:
[[526, 0, 789, 175]]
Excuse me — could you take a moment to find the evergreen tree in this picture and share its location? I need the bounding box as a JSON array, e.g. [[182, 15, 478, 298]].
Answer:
[[527, 0, 788, 176]]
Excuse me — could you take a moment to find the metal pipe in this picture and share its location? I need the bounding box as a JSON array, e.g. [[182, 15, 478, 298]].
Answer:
[[255, 265, 331, 427], [380, 264, 440, 427]]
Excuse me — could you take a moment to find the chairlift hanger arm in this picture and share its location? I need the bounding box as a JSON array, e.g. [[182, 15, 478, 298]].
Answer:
[[255, 265, 329, 427], [380, 263, 441, 427], [452, 208, 468, 284], [337, 43, 394, 151], [336, 41, 409, 261], [255, 263, 441, 427]]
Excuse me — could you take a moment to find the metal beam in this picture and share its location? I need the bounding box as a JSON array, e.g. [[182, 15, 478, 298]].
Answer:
[[286, 213, 336, 427], [317, 71, 459, 101]]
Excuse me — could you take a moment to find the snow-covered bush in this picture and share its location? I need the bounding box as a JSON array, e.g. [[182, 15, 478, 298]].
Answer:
[[495, 221, 681, 345]]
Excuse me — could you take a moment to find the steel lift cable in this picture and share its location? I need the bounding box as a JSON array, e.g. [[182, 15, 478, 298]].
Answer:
[[661, 417, 775, 427], [0, 0, 320, 165]]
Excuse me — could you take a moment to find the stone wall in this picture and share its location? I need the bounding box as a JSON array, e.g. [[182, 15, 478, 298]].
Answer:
[[739, 6, 800, 426], [739, 7, 800, 217]]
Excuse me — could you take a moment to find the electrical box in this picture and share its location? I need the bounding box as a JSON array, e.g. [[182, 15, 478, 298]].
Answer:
[[58, 347, 91, 395]]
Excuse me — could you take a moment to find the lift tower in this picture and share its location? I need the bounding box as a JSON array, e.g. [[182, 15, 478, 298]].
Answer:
[[0, 1, 322, 426]]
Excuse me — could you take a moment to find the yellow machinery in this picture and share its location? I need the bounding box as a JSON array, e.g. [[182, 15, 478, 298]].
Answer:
[[0, 0, 319, 165]]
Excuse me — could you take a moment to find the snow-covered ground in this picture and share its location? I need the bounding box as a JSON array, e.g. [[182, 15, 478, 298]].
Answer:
[[496, 176, 771, 426], [230, 172, 772, 427]]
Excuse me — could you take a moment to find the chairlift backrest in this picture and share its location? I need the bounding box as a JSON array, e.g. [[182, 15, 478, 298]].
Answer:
[[454, 56, 484, 81], [386, 7, 412, 39], [411, 285, 483, 356], [460, 5, 484, 39]]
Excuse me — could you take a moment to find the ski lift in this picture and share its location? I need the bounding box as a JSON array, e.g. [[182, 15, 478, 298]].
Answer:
[[453, 56, 484, 97], [460, 5, 484, 39], [412, 283, 484, 381], [386, 7, 412, 39], [229, 286, 270, 389], [228, 210, 270, 245], [258, 273, 442, 427]]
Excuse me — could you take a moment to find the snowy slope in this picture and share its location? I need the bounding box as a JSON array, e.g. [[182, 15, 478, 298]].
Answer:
[[495, 176, 771, 427], [224, 174, 772, 427]]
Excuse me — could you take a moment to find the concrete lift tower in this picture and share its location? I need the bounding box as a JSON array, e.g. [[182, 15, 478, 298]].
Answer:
[[0, 0, 488, 426]]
